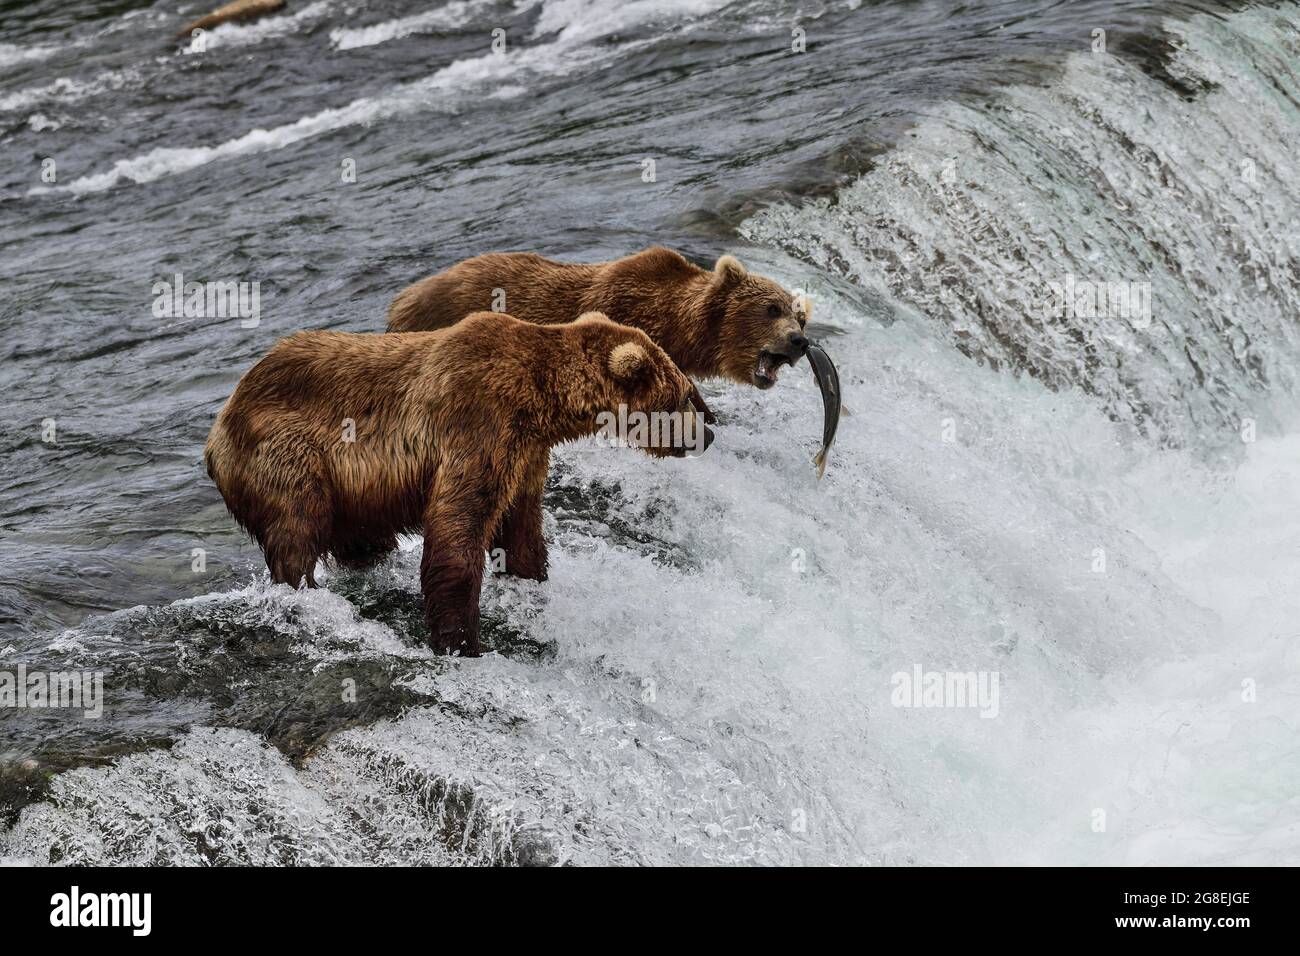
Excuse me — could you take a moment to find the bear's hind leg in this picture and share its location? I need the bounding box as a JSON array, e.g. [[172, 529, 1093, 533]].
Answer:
[[246, 426, 332, 589], [261, 486, 332, 589], [265, 528, 320, 588], [263, 499, 330, 588]]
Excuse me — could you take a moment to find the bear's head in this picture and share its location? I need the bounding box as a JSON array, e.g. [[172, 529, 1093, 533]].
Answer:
[[706, 255, 808, 390], [578, 314, 714, 458]]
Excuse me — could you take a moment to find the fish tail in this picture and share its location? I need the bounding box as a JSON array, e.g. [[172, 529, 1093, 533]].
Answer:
[[814, 449, 828, 480]]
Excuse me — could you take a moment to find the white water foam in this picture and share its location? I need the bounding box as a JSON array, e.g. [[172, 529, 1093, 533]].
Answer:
[[330, 0, 508, 51], [2, 727, 464, 865], [741, 9, 1300, 447], [529, 0, 733, 43], [26, 112, 63, 132], [0, 4, 331, 115], [0, 69, 141, 114], [0, 41, 63, 70], [171, 576, 444, 664]]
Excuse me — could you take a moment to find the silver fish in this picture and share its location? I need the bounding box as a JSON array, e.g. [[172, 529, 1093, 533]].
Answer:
[[805, 342, 841, 480]]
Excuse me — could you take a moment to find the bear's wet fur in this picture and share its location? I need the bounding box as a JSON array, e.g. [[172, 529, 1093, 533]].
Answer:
[[205, 311, 708, 656]]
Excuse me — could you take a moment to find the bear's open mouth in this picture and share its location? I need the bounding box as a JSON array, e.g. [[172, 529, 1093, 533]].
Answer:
[[754, 350, 791, 389]]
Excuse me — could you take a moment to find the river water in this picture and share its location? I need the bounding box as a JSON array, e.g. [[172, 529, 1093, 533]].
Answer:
[[1, 0, 1298, 864]]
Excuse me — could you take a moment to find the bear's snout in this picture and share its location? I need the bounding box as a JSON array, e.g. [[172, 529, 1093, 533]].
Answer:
[[767, 329, 808, 362]]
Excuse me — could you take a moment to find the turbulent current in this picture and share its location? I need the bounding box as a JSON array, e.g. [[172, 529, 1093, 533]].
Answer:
[[1, 0, 1298, 865]]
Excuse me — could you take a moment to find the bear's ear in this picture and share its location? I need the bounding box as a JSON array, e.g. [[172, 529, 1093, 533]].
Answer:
[[712, 255, 747, 288], [795, 294, 813, 322], [608, 342, 651, 384]]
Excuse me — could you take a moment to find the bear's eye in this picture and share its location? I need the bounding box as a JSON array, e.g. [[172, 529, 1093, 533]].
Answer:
[[766, 303, 782, 319]]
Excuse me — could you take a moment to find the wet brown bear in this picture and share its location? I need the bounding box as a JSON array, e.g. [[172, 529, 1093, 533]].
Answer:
[[204, 311, 711, 656], [388, 247, 808, 388], [387, 246, 806, 581]]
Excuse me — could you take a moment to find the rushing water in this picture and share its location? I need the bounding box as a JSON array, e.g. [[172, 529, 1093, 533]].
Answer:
[[1, 0, 1298, 864]]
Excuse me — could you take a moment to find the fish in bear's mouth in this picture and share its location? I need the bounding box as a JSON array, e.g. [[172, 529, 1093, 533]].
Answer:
[[754, 349, 796, 389]]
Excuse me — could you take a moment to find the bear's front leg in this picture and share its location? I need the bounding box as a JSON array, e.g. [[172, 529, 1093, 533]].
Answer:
[[420, 468, 510, 656], [490, 448, 549, 581], [420, 538, 482, 656]]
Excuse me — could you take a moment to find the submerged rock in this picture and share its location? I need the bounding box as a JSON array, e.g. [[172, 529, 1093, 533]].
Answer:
[[0, 584, 438, 827], [0, 574, 550, 835]]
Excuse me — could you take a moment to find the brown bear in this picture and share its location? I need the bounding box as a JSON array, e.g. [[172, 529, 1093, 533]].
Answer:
[[204, 311, 711, 656], [389, 247, 808, 388], [387, 246, 807, 581]]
